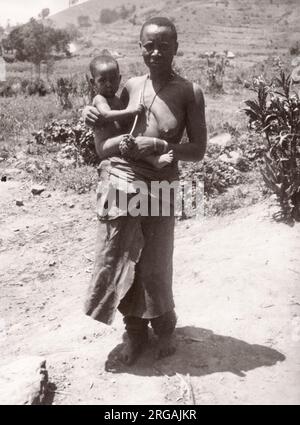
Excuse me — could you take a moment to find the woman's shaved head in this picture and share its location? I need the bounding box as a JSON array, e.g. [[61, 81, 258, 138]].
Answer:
[[140, 17, 177, 42]]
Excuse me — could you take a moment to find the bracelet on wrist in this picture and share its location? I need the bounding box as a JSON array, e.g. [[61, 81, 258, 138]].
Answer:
[[119, 134, 136, 159], [162, 140, 168, 154]]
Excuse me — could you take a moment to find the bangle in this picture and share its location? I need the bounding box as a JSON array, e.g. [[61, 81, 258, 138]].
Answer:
[[153, 138, 158, 153], [119, 134, 135, 159], [162, 140, 168, 154]]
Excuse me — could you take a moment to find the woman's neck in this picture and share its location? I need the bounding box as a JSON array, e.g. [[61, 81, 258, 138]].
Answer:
[[149, 67, 174, 85]]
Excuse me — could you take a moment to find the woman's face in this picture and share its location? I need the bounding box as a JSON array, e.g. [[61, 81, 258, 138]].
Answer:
[[140, 24, 178, 73]]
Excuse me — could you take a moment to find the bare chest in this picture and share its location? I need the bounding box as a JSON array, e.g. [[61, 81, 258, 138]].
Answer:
[[129, 78, 187, 140]]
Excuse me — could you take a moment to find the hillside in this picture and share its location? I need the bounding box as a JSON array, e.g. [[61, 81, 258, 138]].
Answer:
[[49, 0, 300, 59]]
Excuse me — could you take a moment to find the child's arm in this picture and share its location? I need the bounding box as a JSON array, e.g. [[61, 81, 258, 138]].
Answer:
[[143, 151, 174, 169], [93, 95, 143, 123]]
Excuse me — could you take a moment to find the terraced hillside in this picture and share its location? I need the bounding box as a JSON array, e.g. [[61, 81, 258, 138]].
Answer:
[[49, 0, 300, 61]]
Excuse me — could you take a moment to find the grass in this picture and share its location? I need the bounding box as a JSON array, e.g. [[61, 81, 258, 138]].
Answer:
[[0, 46, 293, 217], [0, 94, 76, 151], [204, 170, 266, 217]]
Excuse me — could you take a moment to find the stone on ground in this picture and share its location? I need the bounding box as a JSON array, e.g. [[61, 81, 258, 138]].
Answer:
[[210, 133, 232, 147], [31, 185, 46, 196], [0, 356, 48, 405]]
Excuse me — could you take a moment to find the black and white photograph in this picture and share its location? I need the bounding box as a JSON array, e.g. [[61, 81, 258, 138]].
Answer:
[[0, 0, 299, 407]]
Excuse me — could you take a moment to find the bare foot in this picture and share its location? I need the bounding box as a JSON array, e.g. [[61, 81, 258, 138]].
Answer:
[[155, 151, 174, 169], [119, 335, 147, 365], [155, 334, 176, 360]]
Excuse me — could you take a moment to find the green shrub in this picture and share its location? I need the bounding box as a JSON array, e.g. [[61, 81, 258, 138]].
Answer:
[[290, 41, 300, 56], [244, 72, 300, 223], [32, 118, 98, 166]]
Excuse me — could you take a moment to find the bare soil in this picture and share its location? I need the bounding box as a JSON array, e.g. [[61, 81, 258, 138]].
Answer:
[[0, 179, 300, 405]]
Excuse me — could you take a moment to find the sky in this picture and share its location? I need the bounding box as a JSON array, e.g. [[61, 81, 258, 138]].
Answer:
[[0, 0, 87, 27]]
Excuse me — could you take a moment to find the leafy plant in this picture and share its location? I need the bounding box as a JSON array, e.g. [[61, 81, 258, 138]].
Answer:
[[244, 72, 300, 223], [32, 119, 98, 166]]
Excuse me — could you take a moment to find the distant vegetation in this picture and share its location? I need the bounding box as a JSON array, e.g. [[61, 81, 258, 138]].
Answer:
[[6, 19, 71, 76], [77, 15, 92, 28], [99, 5, 136, 24]]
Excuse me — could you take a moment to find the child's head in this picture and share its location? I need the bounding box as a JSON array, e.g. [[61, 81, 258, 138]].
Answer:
[[89, 55, 121, 98]]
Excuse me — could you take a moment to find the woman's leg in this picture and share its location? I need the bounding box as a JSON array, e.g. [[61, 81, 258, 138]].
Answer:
[[151, 310, 177, 359], [120, 315, 149, 365]]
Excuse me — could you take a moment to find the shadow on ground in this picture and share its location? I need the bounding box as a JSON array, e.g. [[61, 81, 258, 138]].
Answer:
[[105, 326, 285, 377]]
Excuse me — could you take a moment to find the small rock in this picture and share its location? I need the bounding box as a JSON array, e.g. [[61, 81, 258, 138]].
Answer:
[[48, 260, 56, 267], [210, 133, 231, 147], [31, 185, 46, 196], [16, 199, 24, 207], [1, 175, 7, 182], [219, 151, 241, 165], [41, 192, 52, 199], [69, 203, 75, 209], [0, 356, 48, 405]]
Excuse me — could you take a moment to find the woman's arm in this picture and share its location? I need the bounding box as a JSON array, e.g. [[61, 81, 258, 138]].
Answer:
[[167, 84, 207, 162]]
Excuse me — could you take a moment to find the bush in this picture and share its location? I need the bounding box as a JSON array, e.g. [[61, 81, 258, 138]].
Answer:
[[77, 15, 91, 28], [179, 142, 247, 197], [26, 79, 51, 96], [31, 118, 98, 166], [244, 72, 300, 223], [290, 41, 300, 56], [100, 9, 119, 24]]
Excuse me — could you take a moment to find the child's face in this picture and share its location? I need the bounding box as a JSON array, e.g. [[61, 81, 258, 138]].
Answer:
[[91, 63, 121, 98]]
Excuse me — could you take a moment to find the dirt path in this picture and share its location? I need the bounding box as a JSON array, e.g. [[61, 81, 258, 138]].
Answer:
[[0, 179, 299, 405]]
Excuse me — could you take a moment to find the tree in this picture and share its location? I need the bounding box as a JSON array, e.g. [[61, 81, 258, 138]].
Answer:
[[65, 23, 82, 41], [1, 37, 13, 53], [40, 8, 50, 20], [119, 5, 129, 20], [77, 15, 91, 28], [8, 19, 71, 76], [99, 9, 119, 24]]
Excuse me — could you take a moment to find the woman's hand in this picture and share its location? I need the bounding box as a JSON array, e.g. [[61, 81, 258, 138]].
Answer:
[[130, 137, 168, 160], [82, 106, 102, 127]]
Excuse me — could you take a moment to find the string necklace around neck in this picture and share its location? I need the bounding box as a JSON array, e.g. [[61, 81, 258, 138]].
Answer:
[[141, 71, 175, 124]]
